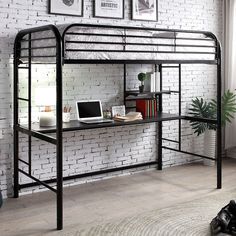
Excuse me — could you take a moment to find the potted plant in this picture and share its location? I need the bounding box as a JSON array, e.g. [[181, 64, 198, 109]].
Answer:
[[189, 90, 236, 165], [138, 72, 147, 93]]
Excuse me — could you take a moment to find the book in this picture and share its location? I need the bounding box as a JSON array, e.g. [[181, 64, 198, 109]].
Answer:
[[143, 72, 161, 93], [113, 112, 143, 122], [136, 98, 158, 118]]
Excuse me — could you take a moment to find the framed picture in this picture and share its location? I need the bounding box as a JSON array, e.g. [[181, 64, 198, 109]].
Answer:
[[132, 0, 158, 21], [112, 105, 125, 117], [94, 0, 124, 19], [49, 0, 83, 17]]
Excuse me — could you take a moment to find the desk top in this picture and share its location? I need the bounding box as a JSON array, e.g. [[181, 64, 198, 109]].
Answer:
[[27, 112, 182, 133]]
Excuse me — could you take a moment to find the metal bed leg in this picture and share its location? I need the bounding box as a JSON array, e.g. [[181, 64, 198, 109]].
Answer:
[[217, 49, 222, 189], [13, 129, 19, 198], [158, 122, 163, 170]]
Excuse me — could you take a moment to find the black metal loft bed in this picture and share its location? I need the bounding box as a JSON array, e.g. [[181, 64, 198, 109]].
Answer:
[[13, 24, 222, 230]]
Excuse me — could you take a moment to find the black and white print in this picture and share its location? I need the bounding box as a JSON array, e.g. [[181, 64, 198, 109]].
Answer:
[[49, 0, 83, 16], [94, 0, 124, 19], [132, 0, 158, 21]]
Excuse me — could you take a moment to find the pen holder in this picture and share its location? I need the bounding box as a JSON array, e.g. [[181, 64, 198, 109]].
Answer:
[[63, 112, 70, 123]]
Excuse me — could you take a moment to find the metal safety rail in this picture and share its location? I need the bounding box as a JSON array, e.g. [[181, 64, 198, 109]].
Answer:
[[62, 23, 218, 64], [13, 23, 222, 230]]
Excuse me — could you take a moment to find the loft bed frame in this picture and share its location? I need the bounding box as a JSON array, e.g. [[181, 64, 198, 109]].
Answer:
[[13, 24, 222, 230]]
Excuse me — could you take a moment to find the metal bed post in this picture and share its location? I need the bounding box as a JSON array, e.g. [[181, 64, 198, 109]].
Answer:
[[13, 38, 20, 198], [55, 30, 63, 230], [216, 43, 222, 189], [28, 33, 32, 176], [178, 64, 181, 151], [158, 64, 163, 170]]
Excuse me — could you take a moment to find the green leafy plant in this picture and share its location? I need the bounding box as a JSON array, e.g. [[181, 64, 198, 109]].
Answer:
[[138, 72, 147, 93], [138, 72, 147, 85], [189, 90, 236, 136]]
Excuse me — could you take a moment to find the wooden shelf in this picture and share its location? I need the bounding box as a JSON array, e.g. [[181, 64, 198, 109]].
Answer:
[[23, 112, 183, 134]]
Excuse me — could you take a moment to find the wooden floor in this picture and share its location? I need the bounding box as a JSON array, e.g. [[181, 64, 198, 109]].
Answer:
[[1, 158, 236, 236]]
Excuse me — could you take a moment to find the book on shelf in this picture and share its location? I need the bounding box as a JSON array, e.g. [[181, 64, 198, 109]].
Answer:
[[136, 99, 158, 118], [144, 72, 160, 93], [113, 112, 143, 122]]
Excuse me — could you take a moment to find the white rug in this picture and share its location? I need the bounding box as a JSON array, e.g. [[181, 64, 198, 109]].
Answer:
[[51, 191, 236, 236]]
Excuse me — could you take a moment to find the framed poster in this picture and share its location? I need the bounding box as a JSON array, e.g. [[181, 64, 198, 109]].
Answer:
[[132, 0, 158, 21], [49, 0, 83, 17], [94, 0, 124, 19]]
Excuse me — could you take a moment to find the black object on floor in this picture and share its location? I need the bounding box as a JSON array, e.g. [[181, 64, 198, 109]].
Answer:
[[210, 200, 236, 235], [0, 190, 2, 208]]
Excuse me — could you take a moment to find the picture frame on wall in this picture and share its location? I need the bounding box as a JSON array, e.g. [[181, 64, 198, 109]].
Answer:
[[94, 0, 124, 19], [49, 0, 83, 17], [132, 0, 158, 21]]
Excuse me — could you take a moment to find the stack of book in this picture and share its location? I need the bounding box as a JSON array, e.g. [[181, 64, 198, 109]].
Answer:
[[136, 99, 158, 118], [113, 112, 143, 122]]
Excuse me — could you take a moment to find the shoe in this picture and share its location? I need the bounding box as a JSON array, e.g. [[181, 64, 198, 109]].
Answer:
[[210, 200, 236, 235]]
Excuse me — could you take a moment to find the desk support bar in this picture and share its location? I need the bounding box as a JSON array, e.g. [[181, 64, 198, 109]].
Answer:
[[19, 161, 158, 189]]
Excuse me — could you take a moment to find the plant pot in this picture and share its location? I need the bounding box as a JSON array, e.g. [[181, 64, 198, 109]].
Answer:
[[139, 85, 144, 93], [203, 129, 216, 166]]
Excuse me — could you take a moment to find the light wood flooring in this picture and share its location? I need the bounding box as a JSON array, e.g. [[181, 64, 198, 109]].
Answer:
[[1, 158, 236, 236]]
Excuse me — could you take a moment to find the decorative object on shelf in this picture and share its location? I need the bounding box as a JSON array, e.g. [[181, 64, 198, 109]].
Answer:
[[94, 0, 124, 19], [49, 0, 83, 16], [35, 87, 56, 127], [103, 110, 112, 119], [132, 0, 158, 21], [112, 105, 125, 117], [189, 90, 236, 165], [138, 72, 148, 93], [136, 98, 158, 118], [114, 112, 143, 122], [63, 106, 71, 123]]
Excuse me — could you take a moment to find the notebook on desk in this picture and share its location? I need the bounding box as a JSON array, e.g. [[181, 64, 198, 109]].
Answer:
[[76, 100, 113, 124]]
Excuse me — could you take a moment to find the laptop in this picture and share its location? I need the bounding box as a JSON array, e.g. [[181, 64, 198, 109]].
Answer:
[[76, 100, 113, 124]]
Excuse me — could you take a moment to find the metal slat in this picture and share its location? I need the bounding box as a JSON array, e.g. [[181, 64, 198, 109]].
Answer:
[[65, 40, 216, 48], [65, 49, 216, 55], [19, 161, 158, 189], [19, 169, 57, 193], [19, 159, 29, 165], [162, 138, 179, 143], [17, 125, 57, 144], [20, 46, 57, 51], [64, 59, 218, 64], [162, 146, 215, 161], [66, 32, 215, 41]]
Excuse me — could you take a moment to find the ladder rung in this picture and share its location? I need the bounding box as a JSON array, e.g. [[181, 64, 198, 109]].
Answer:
[[19, 159, 29, 165], [18, 97, 29, 102]]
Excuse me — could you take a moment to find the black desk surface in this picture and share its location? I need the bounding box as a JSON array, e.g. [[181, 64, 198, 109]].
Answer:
[[27, 112, 182, 134]]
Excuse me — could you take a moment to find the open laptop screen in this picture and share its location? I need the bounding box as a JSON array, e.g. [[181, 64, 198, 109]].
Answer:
[[76, 100, 103, 120]]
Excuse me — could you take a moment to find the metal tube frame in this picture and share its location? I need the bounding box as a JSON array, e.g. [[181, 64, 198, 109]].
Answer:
[[13, 23, 222, 231]]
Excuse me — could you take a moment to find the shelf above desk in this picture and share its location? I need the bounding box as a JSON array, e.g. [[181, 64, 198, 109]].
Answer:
[[125, 90, 172, 101], [24, 112, 183, 134]]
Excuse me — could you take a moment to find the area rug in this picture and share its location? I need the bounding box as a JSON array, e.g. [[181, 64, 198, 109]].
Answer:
[[53, 190, 236, 236]]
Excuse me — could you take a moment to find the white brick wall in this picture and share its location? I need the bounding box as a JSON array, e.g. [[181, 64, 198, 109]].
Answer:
[[0, 0, 223, 198]]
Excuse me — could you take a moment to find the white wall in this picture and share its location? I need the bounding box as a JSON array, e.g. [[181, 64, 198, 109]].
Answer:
[[0, 0, 223, 198]]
